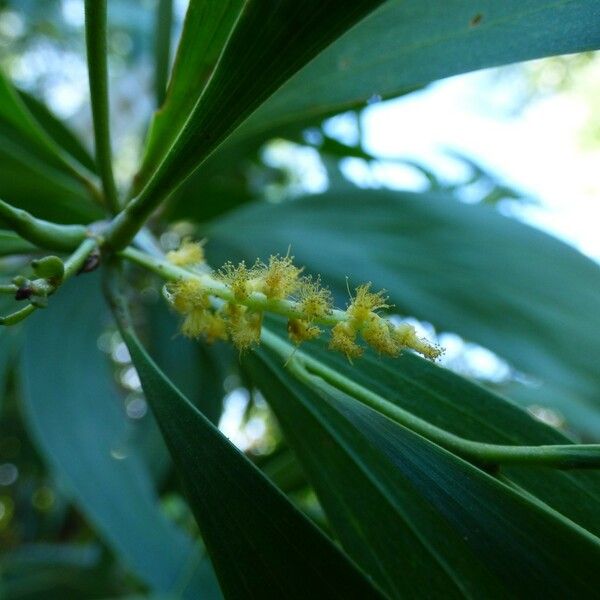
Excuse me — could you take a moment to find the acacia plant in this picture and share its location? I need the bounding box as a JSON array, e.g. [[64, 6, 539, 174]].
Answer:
[[1, 1, 600, 597]]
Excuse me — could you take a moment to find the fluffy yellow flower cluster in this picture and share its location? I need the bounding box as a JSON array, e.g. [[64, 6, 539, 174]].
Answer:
[[164, 240, 441, 361]]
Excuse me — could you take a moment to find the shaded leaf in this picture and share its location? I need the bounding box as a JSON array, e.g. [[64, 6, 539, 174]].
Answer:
[[0, 230, 36, 256], [248, 345, 600, 597], [20, 275, 219, 597], [208, 190, 600, 435], [132, 0, 383, 202], [116, 300, 383, 599], [232, 0, 600, 143], [147, 302, 229, 424], [0, 71, 100, 222], [18, 90, 97, 174], [263, 316, 600, 538]]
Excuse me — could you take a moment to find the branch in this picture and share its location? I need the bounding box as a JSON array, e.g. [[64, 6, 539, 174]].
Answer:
[[84, 0, 120, 213], [0, 198, 87, 251], [0, 237, 98, 326], [260, 328, 600, 471]]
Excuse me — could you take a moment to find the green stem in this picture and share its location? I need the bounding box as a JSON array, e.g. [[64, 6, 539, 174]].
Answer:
[[117, 246, 600, 470], [118, 246, 347, 326], [260, 328, 600, 470], [1, 238, 98, 326], [84, 0, 120, 214], [104, 188, 159, 250], [154, 0, 173, 106], [63, 237, 98, 278], [0, 198, 87, 251], [0, 284, 18, 294], [0, 304, 36, 325]]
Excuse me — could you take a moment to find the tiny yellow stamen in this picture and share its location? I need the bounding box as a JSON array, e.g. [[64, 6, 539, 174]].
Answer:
[[166, 239, 205, 267], [287, 318, 321, 345], [393, 323, 443, 360], [347, 283, 389, 323], [298, 276, 333, 319], [330, 321, 362, 360], [169, 279, 209, 314], [361, 315, 401, 357], [254, 254, 303, 300], [218, 261, 255, 300], [225, 304, 262, 351]]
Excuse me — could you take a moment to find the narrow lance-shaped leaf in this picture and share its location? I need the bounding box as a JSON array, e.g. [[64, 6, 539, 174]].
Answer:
[[128, 0, 383, 218], [0, 72, 102, 222], [21, 276, 219, 597], [111, 285, 383, 600], [261, 316, 600, 538], [221, 0, 600, 151], [247, 344, 600, 598]]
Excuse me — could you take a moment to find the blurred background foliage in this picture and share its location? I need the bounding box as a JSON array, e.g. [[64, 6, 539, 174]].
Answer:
[[1, 1, 599, 596]]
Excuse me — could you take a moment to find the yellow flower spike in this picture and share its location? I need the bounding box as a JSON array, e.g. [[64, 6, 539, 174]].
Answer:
[[361, 315, 401, 357], [169, 279, 210, 314], [330, 321, 363, 360], [225, 303, 263, 351], [166, 239, 205, 267], [218, 261, 255, 300], [298, 276, 333, 319], [347, 283, 390, 323], [202, 311, 229, 343], [181, 308, 209, 339], [393, 323, 443, 360], [256, 254, 303, 300], [287, 318, 321, 345]]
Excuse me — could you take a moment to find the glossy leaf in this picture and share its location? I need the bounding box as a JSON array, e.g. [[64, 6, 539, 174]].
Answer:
[[0, 230, 36, 256], [208, 190, 600, 435], [0, 72, 100, 222], [147, 303, 229, 424], [18, 90, 97, 174], [117, 303, 383, 599], [263, 316, 600, 537], [248, 346, 600, 597], [20, 276, 219, 597], [230, 0, 600, 145], [132, 0, 383, 202], [0, 543, 115, 600]]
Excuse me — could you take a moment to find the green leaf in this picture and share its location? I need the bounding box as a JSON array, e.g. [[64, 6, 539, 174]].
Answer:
[[132, 0, 383, 203], [247, 345, 600, 597], [18, 90, 97, 174], [263, 317, 600, 538], [20, 276, 219, 597], [0, 297, 21, 412], [0, 230, 36, 256], [208, 190, 600, 435], [0, 73, 102, 223], [147, 303, 229, 424], [116, 298, 383, 599], [230, 0, 600, 145], [0, 543, 115, 600]]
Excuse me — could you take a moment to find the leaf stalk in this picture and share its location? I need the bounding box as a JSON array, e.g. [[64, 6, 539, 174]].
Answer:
[[0, 198, 87, 251], [259, 328, 600, 471], [84, 0, 120, 214]]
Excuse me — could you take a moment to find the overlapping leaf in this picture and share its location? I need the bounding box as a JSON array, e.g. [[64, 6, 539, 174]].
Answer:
[[117, 302, 383, 599], [208, 190, 600, 435], [262, 317, 600, 537], [248, 345, 600, 597], [0, 230, 35, 256], [0, 72, 101, 223], [20, 276, 219, 597], [225, 0, 600, 147], [131, 0, 383, 202]]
